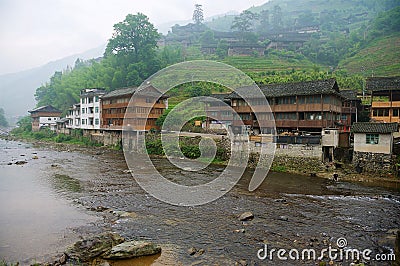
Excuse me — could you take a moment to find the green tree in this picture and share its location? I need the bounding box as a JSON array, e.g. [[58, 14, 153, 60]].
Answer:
[[14, 116, 32, 133], [257, 9, 270, 34], [272, 5, 283, 30], [193, 4, 204, 25], [216, 40, 229, 59], [0, 108, 8, 127], [105, 13, 160, 58], [231, 10, 258, 33], [200, 30, 216, 45]]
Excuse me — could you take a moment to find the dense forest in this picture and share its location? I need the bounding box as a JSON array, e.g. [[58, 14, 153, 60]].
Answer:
[[34, 0, 400, 114]]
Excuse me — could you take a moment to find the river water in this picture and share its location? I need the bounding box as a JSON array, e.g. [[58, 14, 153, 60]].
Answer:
[[0, 138, 399, 265]]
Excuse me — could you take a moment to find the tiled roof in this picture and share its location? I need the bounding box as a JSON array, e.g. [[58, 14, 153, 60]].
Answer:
[[29, 105, 62, 113], [366, 76, 400, 91], [351, 122, 398, 133], [202, 94, 231, 102], [226, 79, 340, 99], [340, 90, 360, 101], [101, 86, 167, 99], [80, 88, 106, 97], [102, 87, 137, 99]]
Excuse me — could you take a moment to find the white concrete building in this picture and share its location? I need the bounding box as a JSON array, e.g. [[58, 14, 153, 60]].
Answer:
[[351, 122, 398, 174], [66, 104, 81, 129], [79, 88, 106, 130], [352, 122, 398, 154]]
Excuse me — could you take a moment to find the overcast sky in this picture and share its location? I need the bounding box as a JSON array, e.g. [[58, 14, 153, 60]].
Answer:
[[0, 0, 267, 75]]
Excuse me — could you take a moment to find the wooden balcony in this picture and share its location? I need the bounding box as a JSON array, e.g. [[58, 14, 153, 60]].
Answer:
[[102, 114, 125, 119], [206, 106, 231, 112], [342, 107, 357, 114], [372, 101, 400, 108], [232, 106, 252, 113], [232, 105, 272, 113], [371, 115, 400, 123], [102, 103, 128, 109], [124, 113, 162, 119]]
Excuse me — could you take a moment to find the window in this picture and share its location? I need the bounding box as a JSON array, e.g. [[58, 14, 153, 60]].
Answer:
[[81, 119, 85, 125], [82, 108, 85, 114], [374, 109, 389, 117], [366, 134, 379, 144], [393, 109, 399, 117], [95, 107, 99, 113], [95, 96, 99, 102], [323, 96, 331, 104]]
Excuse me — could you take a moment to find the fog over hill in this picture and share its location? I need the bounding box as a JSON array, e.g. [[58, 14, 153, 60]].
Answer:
[[0, 44, 105, 123]]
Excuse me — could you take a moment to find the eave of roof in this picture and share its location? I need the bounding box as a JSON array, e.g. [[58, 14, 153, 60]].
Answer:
[[351, 122, 398, 134]]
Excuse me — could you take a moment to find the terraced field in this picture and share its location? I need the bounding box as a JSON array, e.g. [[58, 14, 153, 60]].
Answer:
[[221, 54, 320, 74], [337, 33, 400, 76]]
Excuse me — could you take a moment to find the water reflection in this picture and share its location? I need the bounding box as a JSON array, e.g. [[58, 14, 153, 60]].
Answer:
[[0, 139, 96, 264]]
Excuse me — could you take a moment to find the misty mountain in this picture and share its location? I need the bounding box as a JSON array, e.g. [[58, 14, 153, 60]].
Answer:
[[0, 44, 106, 123]]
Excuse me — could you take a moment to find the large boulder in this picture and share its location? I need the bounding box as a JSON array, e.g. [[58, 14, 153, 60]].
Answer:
[[66, 232, 125, 261], [103, 241, 161, 260]]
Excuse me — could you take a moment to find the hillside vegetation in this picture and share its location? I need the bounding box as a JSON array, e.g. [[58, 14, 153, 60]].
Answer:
[[222, 51, 320, 73], [338, 33, 400, 76]]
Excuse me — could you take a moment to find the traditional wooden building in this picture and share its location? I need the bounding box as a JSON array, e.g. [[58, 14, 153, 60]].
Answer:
[[368, 76, 400, 123], [227, 79, 344, 134], [28, 105, 62, 131], [340, 90, 362, 130], [203, 94, 233, 132], [101, 86, 168, 131]]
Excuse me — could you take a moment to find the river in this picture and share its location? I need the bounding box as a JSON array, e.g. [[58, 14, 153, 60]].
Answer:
[[0, 138, 399, 265]]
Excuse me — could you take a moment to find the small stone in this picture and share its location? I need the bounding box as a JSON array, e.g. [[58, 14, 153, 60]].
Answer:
[[234, 229, 245, 233], [59, 253, 67, 264], [51, 164, 58, 167], [274, 198, 287, 203], [237, 259, 247, 266], [15, 160, 27, 165], [238, 212, 254, 221], [194, 248, 205, 257], [94, 206, 108, 212], [188, 247, 197, 256], [278, 216, 288, 221], [7, 162, 12, 165], [32, 156, 39, 159]]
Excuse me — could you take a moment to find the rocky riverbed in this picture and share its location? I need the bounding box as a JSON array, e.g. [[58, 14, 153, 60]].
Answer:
[[0, 138, 399, 265]]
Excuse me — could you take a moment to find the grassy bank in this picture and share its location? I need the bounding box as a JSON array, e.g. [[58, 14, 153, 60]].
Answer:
[[9, 128, 103, 147]]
